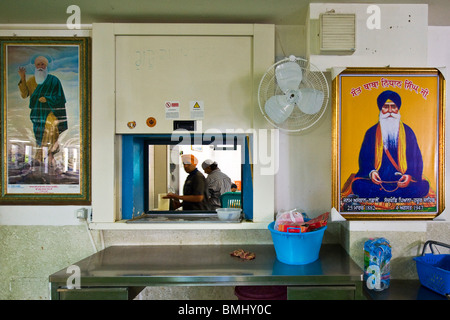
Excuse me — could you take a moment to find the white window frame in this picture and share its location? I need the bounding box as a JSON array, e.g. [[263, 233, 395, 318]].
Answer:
[[91, 23, 275, 230]]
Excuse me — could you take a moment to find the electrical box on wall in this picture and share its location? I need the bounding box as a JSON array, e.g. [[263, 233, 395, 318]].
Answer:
[[320, 13, 356, 54]]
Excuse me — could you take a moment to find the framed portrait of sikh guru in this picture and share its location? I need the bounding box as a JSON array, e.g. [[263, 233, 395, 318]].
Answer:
[[332, 67, 445, 220], [0, 37, 91, 205]]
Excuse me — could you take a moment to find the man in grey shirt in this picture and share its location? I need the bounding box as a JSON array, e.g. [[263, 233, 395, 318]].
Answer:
[[201, 159, 232, 209]]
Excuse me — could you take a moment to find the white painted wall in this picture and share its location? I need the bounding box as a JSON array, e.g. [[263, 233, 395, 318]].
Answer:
[[308, 3, 428, 70], [428, 26, 450, 222], [273, 4, 449, 227], [0, 6, 448, 228], [0, 27, 91, 226]]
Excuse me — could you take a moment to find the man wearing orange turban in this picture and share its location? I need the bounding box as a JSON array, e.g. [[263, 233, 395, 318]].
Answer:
[[164, 154, 210, 210]]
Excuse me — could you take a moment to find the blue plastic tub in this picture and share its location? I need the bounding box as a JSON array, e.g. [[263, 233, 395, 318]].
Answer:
[[414, 254, 450, 296], [268, 221, 327, 265], [413, 241, 450, 296]]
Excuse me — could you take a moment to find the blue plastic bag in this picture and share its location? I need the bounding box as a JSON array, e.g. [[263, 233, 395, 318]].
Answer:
[[364, 238, 392, 291]]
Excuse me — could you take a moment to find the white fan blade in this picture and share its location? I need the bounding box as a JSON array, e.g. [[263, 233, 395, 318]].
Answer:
[[275, 61, 303, 93], [264, 95, 294, 124], [297, 88, 324, 115]]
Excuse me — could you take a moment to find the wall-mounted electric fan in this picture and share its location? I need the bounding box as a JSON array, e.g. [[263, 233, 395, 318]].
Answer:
[[258, 55, 329, 132]]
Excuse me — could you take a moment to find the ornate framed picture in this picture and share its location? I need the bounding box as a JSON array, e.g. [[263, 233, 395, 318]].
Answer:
[[0, 37, 90, 205], [332, 68, 445, 220]]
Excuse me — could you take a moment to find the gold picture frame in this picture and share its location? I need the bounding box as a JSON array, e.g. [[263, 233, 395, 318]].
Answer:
[[332, 67, 445, 220], [0, 37, 91, 205]]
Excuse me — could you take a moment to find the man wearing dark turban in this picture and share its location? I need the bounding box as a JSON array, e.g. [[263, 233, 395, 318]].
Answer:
[[350, 90, 430, 199]]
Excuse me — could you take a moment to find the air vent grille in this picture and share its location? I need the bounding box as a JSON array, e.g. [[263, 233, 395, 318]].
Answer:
[[320, 13, 356, 53]]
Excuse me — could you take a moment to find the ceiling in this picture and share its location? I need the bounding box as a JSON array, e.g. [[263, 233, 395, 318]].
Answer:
[[1, 0, 449, 26]]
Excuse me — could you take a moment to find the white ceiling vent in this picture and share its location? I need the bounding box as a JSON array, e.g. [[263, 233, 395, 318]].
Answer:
[[320, 13, 356, 54]]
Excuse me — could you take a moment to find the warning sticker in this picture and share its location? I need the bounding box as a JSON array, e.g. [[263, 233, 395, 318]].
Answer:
[[146, 117, 157, 127], [190, 100, 204, 119], [165, 101, 180, 119]]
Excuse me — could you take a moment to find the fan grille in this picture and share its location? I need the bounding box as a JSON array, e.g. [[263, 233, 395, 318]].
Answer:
[[258, 57, 329, 132]]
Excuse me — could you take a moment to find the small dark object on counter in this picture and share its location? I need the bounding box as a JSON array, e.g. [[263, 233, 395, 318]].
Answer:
[[230, 249, 256, 260]]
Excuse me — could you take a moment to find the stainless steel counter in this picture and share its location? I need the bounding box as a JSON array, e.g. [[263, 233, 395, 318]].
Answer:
[[126, 212, 242, 223], [49, 244, 364, 300], [364, 280, 449, 300]]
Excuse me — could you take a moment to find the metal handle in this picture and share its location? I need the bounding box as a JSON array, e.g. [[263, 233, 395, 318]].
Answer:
[[421, 240, 450, 256]]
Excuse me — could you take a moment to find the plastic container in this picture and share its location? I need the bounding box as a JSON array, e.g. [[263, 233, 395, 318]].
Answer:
[[364, 238, 391, 291], [268, 221, 327, 265], [216, 208, 241, 221], [220, 192, 241, 208], [413, 240, 450, 296]]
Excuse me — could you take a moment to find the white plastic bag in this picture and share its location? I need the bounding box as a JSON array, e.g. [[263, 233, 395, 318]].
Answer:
[[274, 208, 305, 231]]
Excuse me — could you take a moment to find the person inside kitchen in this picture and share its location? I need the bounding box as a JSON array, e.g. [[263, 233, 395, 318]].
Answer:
[[164, 154, 210, 211], [201, 159, 232, 210]]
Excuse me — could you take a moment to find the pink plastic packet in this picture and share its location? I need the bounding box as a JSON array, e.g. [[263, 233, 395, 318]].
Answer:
[[274, 208, 305, 232]]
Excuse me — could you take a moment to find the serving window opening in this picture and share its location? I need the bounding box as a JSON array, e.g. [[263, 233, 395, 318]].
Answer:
[[122, 133, 253, 222]]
